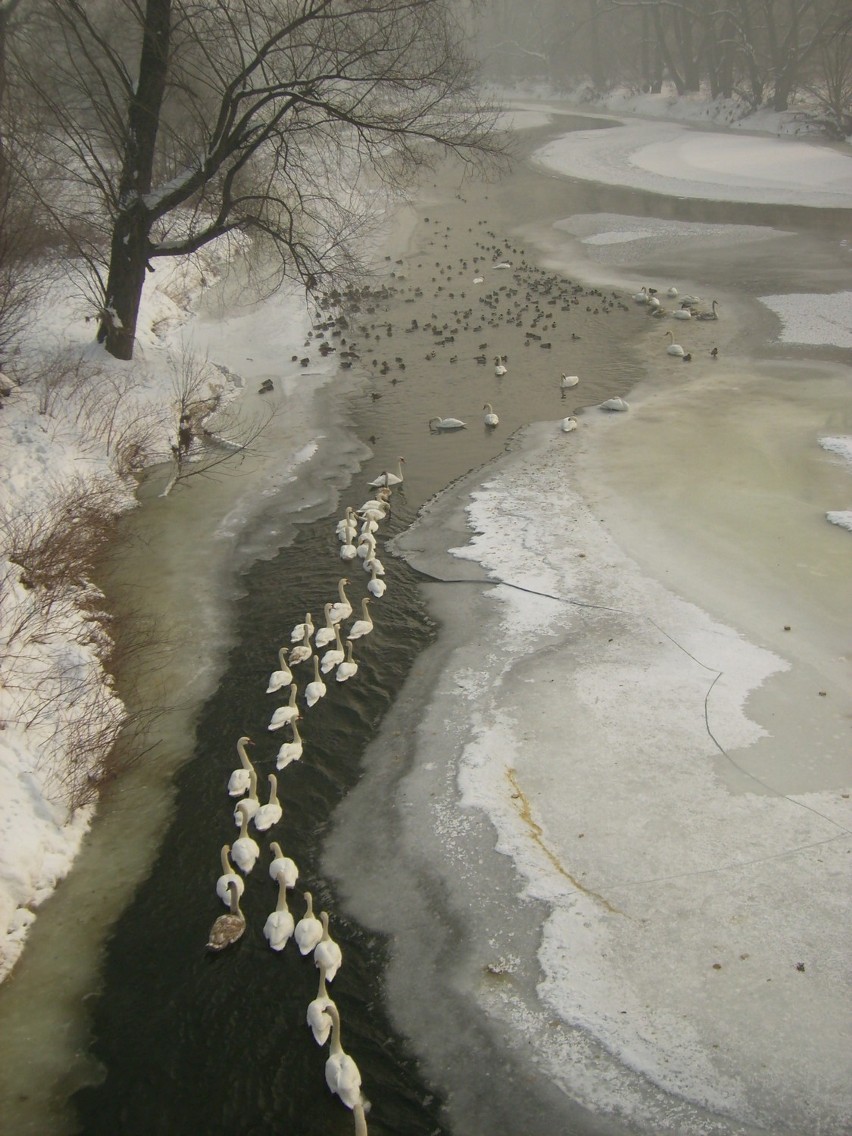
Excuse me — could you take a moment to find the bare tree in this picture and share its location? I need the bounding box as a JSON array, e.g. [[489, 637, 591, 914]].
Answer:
[[11, 0, 502, 360]]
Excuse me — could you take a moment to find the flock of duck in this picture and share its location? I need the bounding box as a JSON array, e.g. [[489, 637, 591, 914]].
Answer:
[[207, 473, 401, 1134]]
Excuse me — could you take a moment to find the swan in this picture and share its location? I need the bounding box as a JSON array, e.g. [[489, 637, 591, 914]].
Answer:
[[314, 910, 343, 980], [665, 330, 686, 356], [493, 357, 507, 376], [288, 627, 313, 666], [368, 457, 405, 487], [679, 293, 701, 306], [666, 285, 678, 298], [269, 683, 299, 730], [353, 1096, 369, 1136], [600, 397, 629, 412], [357, 531, 376, 560], [483, 403, 499, 427], [336, 507, 358, 543], [340, 535, 358, 561], [429, 416, 466, 431], [276, 716, 304, 768], [231, 801, 260, 874], [295, 891, 324, 956], [207, 879, 246, 951], [336, 641, 359, 683], [307, 960, 335, 1045], [321, 625, 346, 673], [561, 416, 578, 432], [363, 554, 384, 576], [696, 299, 720, 320], [290, 612, 314, 643], [216, 844, 245, 905], [367, 565, 386, 599], [560, 373, 579, 389], [263, 870, 295, 951], [324, 1002, 363, 1109], [233, 767, 260, 826], [254, 774, 283, 832], [227, 735, 255, 797], [269, 841, 299, 889], [314, 603, 338, 649], [305, 655, 328, 708], [347, 597, 373, 641], [265, 649, 293, 693], [328, 578, 353, 624], [672, 305, 692, 320], [359, 515, 379, 537], [632, 286, 649, 303], [648, 294, 661, 310]]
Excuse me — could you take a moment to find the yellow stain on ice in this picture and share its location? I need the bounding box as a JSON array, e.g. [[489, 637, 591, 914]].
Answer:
[[506, 768, 623, 915]]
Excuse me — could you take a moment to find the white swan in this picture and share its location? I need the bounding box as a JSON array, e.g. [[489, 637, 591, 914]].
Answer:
[[288, 627, 313, 667], [290, 612, 314, 643], [276, 716, 304, 769], [254, 773, 283, 832], [231, 801, 260, 874], [363, 554, 384, 577], [269, 841, 299, 889], [269, 683, 299, 730], [483, 402, 499, 427], [265, 649, 293, 694], [561, 416, 578, 432], [600, 397, 630, 412], [295, 891, 324, 956], [233, 768, 260, 826], [359, 515, 379, 537], [336, 507, 358, 543], [672, 305, 692, 320], [304, 655, 328, 708], [328, 578, 353, 624], [227, 735, 255, 797], [493, 356, 507, 376], [429, 416, 466, 431], [357, 531, 376, 560], [368, 457, 404, 487], [336, 641, 359, 683], [216, 844, 245, 905], [632, 286, 649, 303], [324, 1002, 363, 1110], [560, 373, 579, 389], [314, 603, 338, 649], [314, 910, 343, 980], [347, 597, 373, 641], [679, 293, 701, 306], [207, 879, 246, 951], [367, 565, 386, 599], [321, 625, 346, 673], [307, 961, 335, 1045], [665, 330, 686, 356], [666, 285, 679, 298], [263, 870, 295, 951], [340, 535, 358, 561]]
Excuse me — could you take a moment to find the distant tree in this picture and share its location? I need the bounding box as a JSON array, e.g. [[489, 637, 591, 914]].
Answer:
[[12, 0, 502, 360]]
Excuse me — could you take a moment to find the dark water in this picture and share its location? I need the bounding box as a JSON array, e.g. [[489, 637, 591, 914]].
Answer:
[[70, 110, 849, 1136]]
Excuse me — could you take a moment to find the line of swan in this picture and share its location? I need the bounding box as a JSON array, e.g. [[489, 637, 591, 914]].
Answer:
[[207, 879, 245, 951], [227, 735, 255, 797]]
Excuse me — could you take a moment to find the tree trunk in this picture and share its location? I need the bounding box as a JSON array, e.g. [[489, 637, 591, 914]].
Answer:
[[97, 0, 171, 360]]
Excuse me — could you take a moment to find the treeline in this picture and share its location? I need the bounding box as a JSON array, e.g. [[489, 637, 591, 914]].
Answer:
[[471, 0, 852, 134]]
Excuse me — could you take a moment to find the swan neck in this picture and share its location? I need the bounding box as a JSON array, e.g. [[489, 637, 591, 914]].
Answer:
[[237, 738, 251, 768]]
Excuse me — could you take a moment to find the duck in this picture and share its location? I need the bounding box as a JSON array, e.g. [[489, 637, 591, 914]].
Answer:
[[295, 891, 324, 956], [328, 578, 353, 624], [269, 841, 299, 889], [263, 870, 295, 951], [493, 356, 507, 376], [269, 683, 299, 730], [696, 299, 720, 320], [600, 397, 629, 412], [227, 735, 255, 797], [367, 457, 405, 487], [561, 416, 578, 432], [276, 716, 304, 769], [233, 767, 260, 826], [254, 774, 283, 832], [288, 627, 314, 666], [290, 612, 314, 643], [265, 649, 293, 693], [215, 844, 245, 906], [560, 373, 579, 390], [429, 416, 466, 431], [336, 641, 359, 683], [304, 655, 328, 708], [710, 346, 719, 359], [314, 603, 339, 649], [207, 879, 246, 951], [483, 402, 499, 427], [324, 1002, 363, 1110], [664, 330, 686, 356], [307, 961, 335, 1045], [321, 625, 346, 673], [231, 801, 260, 874], [314, 910, 343, 980], [346, 597, 373, 641], [367, 565, 386, 598]]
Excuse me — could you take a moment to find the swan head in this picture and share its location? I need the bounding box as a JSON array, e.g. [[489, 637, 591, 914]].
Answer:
[[270, 841, 284, 859], [238, 735, 254, 748]]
